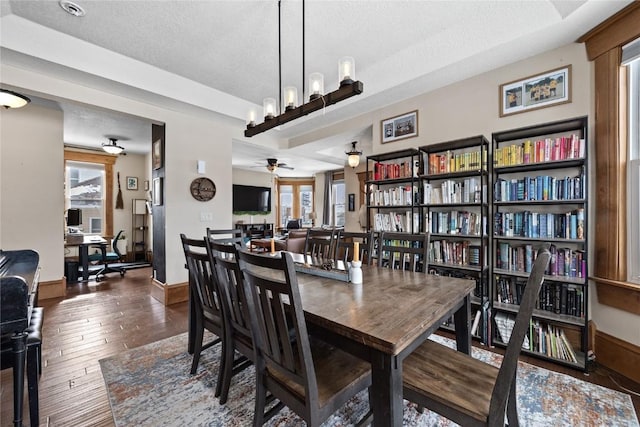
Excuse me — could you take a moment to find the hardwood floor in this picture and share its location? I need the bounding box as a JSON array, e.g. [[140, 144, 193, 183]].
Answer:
[[1, 267, 639, 426]]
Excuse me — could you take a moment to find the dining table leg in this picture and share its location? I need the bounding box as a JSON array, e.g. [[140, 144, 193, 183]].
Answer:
[[370, 351, 403, 427], [453, 294, 471, 355]]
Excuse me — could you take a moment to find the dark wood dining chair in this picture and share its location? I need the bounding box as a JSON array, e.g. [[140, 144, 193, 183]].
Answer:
[[206, 227, 245, 246], [334, 230, 374, 265], [237, 250, 372, 426], [206, 239, 254, 405], [179, 234, 225, 398], [377, 231, 430, 272], [304, 228, 337, 260], [403, 248, 551, 426]]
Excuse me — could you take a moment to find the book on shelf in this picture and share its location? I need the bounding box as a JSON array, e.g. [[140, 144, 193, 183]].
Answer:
[[470, 309, 482, 336], [494, 134, 584, 167]]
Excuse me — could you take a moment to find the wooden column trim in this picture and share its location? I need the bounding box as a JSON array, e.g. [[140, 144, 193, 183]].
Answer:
[[578, 2, 640, 61], [593, 50, 627, 281]]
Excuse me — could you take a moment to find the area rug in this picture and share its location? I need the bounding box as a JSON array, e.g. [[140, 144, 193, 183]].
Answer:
[[99, 332, 639, 426]]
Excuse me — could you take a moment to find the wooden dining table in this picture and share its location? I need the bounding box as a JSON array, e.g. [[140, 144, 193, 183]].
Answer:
[[288, 254, 475, 427], [186, 252, 475, 427]]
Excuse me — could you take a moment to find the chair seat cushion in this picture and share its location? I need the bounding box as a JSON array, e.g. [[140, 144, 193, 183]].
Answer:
[[403, 339, 499, 423], [88, 251, 120, 262]]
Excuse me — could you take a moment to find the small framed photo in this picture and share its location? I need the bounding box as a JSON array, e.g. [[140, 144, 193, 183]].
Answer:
[[348, 193, 355, 211], [126, 176, 138, 190], [500, 65, 571, 117], [152, 177, 163, 206], [152, 139, 163, 170], [381, 110, 418, 144]]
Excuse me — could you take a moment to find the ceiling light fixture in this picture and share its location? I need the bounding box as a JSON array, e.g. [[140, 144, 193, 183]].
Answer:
[[59, 0, 86, 17], [102, 138, 124, 155], [0, 89, 31, 109], [244, 0, 363, 138], [346, 141, 363, 168]]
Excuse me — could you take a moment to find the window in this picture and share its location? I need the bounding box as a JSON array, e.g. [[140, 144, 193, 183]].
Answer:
[[626, 47, 640, 284], [332, 180, 346, 227], [64, 150, 116, 238], [276, 179, 315, 228], [66, 161, 105, 235]]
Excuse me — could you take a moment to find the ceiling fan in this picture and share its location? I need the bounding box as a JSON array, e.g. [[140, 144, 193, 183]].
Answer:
[[253, 158, 294, 173]]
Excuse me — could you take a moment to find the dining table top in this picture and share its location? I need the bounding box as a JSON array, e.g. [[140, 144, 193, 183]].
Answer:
[[285, 253, 476, 356]]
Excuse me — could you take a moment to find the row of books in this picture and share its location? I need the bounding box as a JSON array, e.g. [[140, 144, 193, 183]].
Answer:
[[372, 212, 420, 233], [426, 210, 484, 236], [369, 185, 417, 206], [493, 134, 585, 167], [429, 240, 482, 267], [529, 320, 578, 363], [494, 208, 585, 240], [423, 179, 486, 204], [496, 242, 587, 279], [494, 173, 584, 202], [372, 160, 420, 181], [426, 148, 488, 175], [429, 267, 488, 299], [495, 275, 584, 318]]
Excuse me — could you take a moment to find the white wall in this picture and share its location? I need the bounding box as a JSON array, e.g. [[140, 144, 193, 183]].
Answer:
[[1, 63, 238, 286], [1, 104, 65, 281]]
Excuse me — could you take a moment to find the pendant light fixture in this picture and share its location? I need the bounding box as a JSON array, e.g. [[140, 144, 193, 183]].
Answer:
[[102, 138, 125, 155], [245, 0, 363, 137], [0, 89, 31, 109], [346, 141, 362, 168]]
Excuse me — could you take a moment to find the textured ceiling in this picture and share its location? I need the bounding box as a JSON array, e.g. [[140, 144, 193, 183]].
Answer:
[[0, 0, 632, 176]]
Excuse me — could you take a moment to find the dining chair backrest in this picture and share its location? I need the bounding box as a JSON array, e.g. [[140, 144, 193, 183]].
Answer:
[[180, 234, 224, 322], [489, 247, 551, 422], [207, 239, 252, 352], [237, 250, 319, 419], [334, 230, 374, 265], [304, 228, 337, 260], [207, 239, 255, 404], [377, 232, 430, 272], [180, 233, 224, 376], [206, 228, 245, 246]]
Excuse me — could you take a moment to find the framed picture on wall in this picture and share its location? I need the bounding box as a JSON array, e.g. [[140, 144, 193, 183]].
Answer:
[[499, 65, 572, 117], [381, 110, 418, 144], [126, 176, 138, 190], [152, 177, 163, 206], [348, 193, 355, 211], [152, 139, 163, 170]]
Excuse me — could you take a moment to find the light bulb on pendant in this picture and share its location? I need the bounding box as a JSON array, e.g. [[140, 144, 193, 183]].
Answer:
[[263, 98, 277, 120], [283, 86, 298, 111], [339, 56, 355, 86], [309, 72, 324, 100]]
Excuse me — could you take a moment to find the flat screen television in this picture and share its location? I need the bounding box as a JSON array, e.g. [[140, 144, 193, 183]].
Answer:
[[233, 184, 271, 213]]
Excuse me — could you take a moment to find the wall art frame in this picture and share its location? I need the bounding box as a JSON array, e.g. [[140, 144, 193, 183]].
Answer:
[[499, 65, 572, 117], [381, 110, 418, 144]]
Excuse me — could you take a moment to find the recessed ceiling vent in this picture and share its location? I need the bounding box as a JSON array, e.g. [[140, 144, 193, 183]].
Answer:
[[59, 1, 86, 17]]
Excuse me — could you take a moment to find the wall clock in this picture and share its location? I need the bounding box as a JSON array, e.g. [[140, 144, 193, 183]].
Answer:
[[190, 177, 216, 201]]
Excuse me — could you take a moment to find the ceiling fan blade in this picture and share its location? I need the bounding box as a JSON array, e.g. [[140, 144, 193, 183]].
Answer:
[[278, 165, 294, 170]]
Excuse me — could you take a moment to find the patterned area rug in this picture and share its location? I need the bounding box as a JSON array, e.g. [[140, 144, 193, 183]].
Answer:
[[99, 332, 639, 426]]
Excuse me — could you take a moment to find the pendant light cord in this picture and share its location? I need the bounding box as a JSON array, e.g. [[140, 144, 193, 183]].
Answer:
[[302, 0, 305, 100], [278, 0, 282, 115]]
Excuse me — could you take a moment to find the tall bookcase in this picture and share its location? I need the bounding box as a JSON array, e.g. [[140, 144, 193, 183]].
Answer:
[[491, 116, 589, 371], [419, 136, 490, 343], [365, 148, 422, 234]]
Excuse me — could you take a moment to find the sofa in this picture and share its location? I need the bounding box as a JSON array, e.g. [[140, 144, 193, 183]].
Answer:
[[274, 229, 308, 253]]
